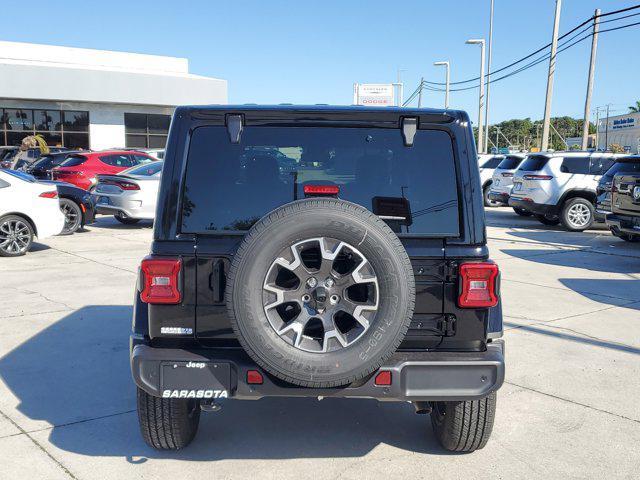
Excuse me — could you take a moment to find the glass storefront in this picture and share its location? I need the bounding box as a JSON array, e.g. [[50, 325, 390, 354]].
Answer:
[[0, 108, 89, 149], [125, 113, 170, 149]]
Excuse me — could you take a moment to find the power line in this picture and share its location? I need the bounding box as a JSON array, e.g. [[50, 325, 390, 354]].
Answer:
[[403, 11, 640, 104], [421, 4, 640, 87]]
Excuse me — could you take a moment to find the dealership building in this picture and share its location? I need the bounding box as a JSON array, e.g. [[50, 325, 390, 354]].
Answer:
[[597, 111, 640, 153], [0, 41, 227, 150]]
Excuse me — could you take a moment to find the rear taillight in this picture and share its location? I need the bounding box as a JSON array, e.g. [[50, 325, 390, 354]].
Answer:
[[140, 257, 182, 304], [501, 172, 514, 178], [116, 181, 140, 190], [523, 174, 553, 180], [39, 191, 58, 199], [458, 262, 499, 308]]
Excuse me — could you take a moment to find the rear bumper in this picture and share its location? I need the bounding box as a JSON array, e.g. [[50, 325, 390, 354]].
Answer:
[[488, 191, 510, 205], [131, 340, 505, 402], [606, 213, 640, 236], [508, 198, 558, 217]]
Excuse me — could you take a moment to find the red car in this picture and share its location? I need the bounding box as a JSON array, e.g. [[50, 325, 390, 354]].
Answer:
[[51, 150, 156, 190]]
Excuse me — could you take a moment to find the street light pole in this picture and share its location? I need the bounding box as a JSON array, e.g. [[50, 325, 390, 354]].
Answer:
[[484, 0, 495, 153], [581, 9, 601, 150], [541, 0, 562, 151], [466, 39, 486, 153], [433, 61, 450, 109]]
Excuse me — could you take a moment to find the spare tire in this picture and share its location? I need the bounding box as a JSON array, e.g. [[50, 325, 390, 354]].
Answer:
[[226, 198, 415, 387]]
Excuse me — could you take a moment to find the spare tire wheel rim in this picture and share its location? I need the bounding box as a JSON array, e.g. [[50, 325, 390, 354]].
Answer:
[[263, 236, 379, 353]]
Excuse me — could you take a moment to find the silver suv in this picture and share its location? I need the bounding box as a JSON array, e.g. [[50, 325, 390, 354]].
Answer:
[[508, 151, 624, 231]]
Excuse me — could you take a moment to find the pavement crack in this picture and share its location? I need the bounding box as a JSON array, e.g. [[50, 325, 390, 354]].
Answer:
[[506, 381, 640, 424], [0, 407, 80, 480], [0, 409, 136, 440], [48, 247, 137, 274], [8, 287, 75, 311]]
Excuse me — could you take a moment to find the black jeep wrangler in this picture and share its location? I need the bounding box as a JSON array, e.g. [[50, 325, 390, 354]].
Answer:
[[130, 105, 505, 452], [606, 157, 640, 242]]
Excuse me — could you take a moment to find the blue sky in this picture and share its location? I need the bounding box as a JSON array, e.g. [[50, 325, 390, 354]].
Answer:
[[2, 0, 638, 123]]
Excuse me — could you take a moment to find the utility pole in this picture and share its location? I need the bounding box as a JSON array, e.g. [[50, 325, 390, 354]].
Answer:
[[397, 68, 405, 107], [541, 0, 562, 151], [433, 61, 450, 108], [581, 9, 600, 150], [418, 77, 424, 107], [484, 0, 495, 153], [605, 103, 611, 150], [594, 107, 601, 150], [495, 126, 499, 151], [466, 39, 486, 153]]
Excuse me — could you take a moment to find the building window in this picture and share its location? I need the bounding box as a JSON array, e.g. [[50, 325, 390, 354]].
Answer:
[[0, 108, 90, 149], [125, 113, 170, 149]]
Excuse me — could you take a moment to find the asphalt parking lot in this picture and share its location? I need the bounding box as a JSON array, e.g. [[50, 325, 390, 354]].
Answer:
[[0, 208, 639, 480]]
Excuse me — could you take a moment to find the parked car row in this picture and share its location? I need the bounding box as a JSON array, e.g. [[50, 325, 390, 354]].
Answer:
[[0, 148, 165, 256], [480, 151, 640, 242]]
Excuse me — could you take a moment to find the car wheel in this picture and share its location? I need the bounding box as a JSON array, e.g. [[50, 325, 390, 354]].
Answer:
[[59, 199, 82, 235], [615, 232, 640, 243], [561, 198, 594, 232], [430, 392, 497, 452], [226, 198, 415, 388], [483, 186, 500, 207], [137, 387, 200, 450], [114, 212, 140, 225], [535, 214, 560, 226], [512, 207, 532, 217], [0, 215, 34, 257]]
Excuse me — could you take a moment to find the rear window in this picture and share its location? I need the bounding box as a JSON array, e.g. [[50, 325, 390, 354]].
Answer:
[[60, 155, 87, 167], [181, 126, 460, 236], [125, 161, 163, 176], [519, 155, 549, 172], [561, 157, 590, 174], [480, 156, 502, 169], [603, 159, 640, 179], [589, 156, 616, 175], [496, 156, 523, 170]]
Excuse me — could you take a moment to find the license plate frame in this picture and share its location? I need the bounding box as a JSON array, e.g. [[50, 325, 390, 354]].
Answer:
[[160, 361, 231, 399]]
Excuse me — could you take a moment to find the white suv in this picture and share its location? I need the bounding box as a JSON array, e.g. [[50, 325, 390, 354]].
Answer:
[[508, 151, 624, 231], [478, 154, 504, 207], [487, 154, 527, 214]]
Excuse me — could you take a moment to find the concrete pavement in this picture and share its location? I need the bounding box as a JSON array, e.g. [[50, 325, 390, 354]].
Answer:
[[0, 210, 639, 479]]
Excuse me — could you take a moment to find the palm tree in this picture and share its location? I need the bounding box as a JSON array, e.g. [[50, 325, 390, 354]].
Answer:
[[629, 100, 640, 113]]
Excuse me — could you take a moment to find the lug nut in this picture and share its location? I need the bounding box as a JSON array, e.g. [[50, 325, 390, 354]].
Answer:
[[329, 294, 339, 305], [306, 277, 317, 288], [302, 294, 311, 302], [324, 277, 335, 288]]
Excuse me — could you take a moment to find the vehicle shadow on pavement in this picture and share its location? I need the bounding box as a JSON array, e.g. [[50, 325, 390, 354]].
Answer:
[[0, 305, 448, 461], [88, 217, 153, 230]]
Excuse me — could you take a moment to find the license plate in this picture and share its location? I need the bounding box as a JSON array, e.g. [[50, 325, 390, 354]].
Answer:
[[160, 361, 231, 399], [513, 182, 522, 192], [97, 196, 110, 205], [494, 179, 500, 186]]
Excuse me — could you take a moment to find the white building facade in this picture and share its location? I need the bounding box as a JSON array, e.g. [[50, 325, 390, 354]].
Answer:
[[597, 111, 640, 153], [0, 41, 227, 150]]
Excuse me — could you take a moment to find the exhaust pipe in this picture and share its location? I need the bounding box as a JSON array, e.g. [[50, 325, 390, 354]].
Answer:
[[413, 401, 432, 415]]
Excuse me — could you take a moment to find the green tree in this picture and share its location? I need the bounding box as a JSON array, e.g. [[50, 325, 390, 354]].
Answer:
[[629, 101, 640, 113]]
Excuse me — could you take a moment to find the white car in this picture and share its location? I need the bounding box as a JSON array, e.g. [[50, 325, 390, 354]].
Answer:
[[0, 170, 65, 256], [94, 161, 163, 224], [478, 154, 504, 206], [487, 154, 528, 213]]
